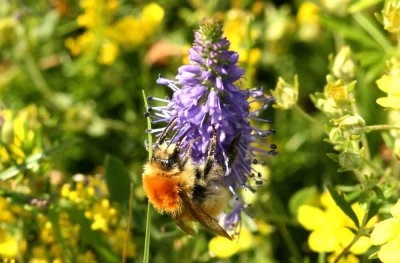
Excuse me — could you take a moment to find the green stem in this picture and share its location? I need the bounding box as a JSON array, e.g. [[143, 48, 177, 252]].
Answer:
[[349, 94, 371, 160], [334, 202, 371, 263], [363, 124, 400, 132], [122, 183, 134, 263], [268, 193, 302, 261], [352, 12, 392, 51], [293, 105, 327, 134], [333, 231, 363, 263], [318, 252, 326, 263], [142, 90, 153, 263], [24, 51, 61, 110]]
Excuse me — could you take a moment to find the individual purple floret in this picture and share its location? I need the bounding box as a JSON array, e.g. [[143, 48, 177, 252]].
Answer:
[[146, 18, 276, 231]]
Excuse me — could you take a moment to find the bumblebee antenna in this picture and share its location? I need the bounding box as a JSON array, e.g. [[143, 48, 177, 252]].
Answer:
[[157, 117, 178, 145]]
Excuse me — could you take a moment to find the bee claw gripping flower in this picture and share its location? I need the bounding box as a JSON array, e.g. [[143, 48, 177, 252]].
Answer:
[[146, 18, 276, 230]]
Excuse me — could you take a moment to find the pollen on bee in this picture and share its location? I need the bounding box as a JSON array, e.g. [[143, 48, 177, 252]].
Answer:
[[142, 174, 182, 214]]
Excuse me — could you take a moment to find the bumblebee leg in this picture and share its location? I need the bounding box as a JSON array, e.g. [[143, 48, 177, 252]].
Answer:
[[156, 118, 178, 145], [227, 134, 241, 167], [203, 131, 217, 178], [180, 136, 200, 167]]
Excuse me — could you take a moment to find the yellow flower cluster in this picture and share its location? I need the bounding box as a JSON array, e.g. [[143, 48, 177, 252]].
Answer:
[[371, 199, 400, 263], [224, 9, 261, 66], [0, 197, 25, 259], [65, 1, 164, 65], [297, 191, 377, 261], [0, 173, 135, 261], [0, 105, 43, 166], [60, 174, 136, 257], [296, 2, 320, 41]]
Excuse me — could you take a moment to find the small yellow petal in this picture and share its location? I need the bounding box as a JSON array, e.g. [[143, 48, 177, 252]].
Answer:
[[378, 236, 400, 263], [390, 200, 400, 219], [377, 97, 400, 110], [208, 236, 240, 258], [320, 190, 336, 209], [297, 205, 327, 230], [371, 218, 399, 245], [308, 228, 337, 252], [350, 236, 371, 255], [237, 228, 254, 251]]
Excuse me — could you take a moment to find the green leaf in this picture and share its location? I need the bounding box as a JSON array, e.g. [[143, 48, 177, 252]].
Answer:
[[368, 251, 379, 259], [348, 0, 383, 13], [373, 186, 386, 200], [326, 153, 339, 163], [319, 15, 378, 49], [326, 184, 359, 228], [104, 155, 131, 204], [0, 152, 44, 181], [366, 200, 382, 224]]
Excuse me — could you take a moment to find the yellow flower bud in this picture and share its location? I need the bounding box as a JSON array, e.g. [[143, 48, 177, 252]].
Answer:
[[382, 0, 400, 33], [272, 75, 299, 110]]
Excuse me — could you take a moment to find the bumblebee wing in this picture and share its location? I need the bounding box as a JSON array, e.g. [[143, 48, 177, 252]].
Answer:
[[172, 215, 196, 236], [179, 191, 232, 240]]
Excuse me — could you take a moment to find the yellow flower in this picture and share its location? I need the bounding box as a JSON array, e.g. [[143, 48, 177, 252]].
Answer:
[[208, 228, 254, 258], [376, 74, 400, 110], [0, 229, 18, 257], [98, 41, 119, 65], [224, 9, 261, 65], [141, 3, 164, 32], [0, 106, 43, 165], [107, 17, 144, 46], [382, 0, 400, 33], [371, 199, 400, 263], [68, 2, 164, 65], [298, 191, 375, 255], [297, 2, 319, 25]]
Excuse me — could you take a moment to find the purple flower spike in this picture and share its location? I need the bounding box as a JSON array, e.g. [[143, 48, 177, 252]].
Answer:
[[147, 18, 276, 231]]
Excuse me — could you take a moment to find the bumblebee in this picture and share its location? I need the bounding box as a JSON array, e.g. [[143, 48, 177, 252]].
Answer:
[[142, 120, 232, 240]]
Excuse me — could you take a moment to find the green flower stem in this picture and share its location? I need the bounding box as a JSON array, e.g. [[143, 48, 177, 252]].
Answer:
[[333, 230, 365, 263], [352, 12, 392, 51], [142, 90, 153, 263], [122, 182, 134, 263], [318, 252, 326, 263], [349, 93, 371, 160], [24, 51, 62, 110], [363, 125, 400, 132], [268, 193, 301, 261], [293, 105, 328, 134], [334, 202, 372, 263]]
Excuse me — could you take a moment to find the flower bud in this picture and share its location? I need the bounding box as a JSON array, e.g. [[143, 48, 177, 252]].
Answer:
[[329, 127, 345, 145], [272, 75, 299, 110], [0, 17, 17, 46], [320, 0, 351, 16], [339, 150, 362, 171], [382, 0, 400, 33], [331, 46, 356, 81], [334, 115, 366, 140]]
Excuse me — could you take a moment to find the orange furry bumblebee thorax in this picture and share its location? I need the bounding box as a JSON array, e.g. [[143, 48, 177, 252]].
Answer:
[[142, 161, 196, 215]]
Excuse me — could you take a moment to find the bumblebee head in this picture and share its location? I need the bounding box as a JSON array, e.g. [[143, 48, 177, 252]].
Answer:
[[152, 143, 181, 170]]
